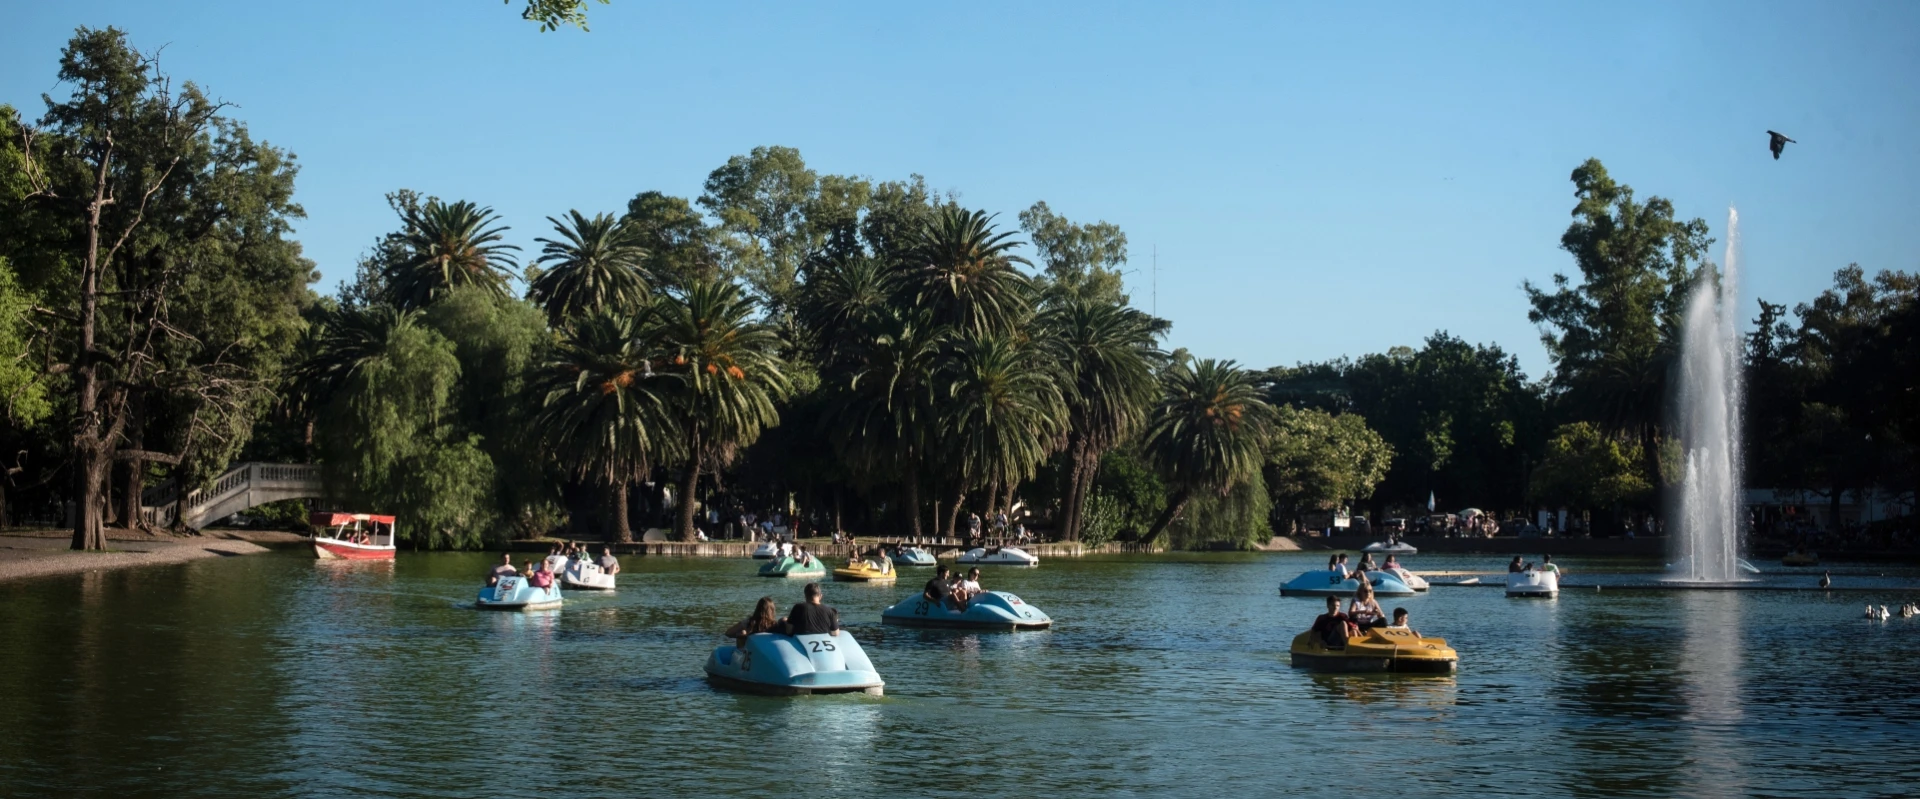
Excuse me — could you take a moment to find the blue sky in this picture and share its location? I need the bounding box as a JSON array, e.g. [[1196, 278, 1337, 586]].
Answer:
[[5, 1, 1916, 379]]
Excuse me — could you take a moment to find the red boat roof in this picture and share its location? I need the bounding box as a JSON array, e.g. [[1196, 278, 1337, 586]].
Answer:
[[311, 512, 396, 525]]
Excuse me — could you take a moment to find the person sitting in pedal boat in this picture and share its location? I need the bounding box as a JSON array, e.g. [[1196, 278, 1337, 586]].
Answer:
[[1348, 581, 1386, 629], [598, 546, 620, 575], [1387, 607, 1419, 636], [1311, 596, 1356, 647], [487, 553, 517, 586]]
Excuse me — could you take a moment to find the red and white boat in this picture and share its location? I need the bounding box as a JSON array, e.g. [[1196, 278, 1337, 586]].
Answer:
[[311, 512, 397, 560]]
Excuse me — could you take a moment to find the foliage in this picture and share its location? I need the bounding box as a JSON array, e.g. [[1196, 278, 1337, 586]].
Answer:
[[0, 260, 51, 426], [1020, 201, 1131, 306], [1530, 422, 1650, 511], [528, 210, 650, 326], [1263, 406, 1393, 530], [1166, 470, 1272, 550], [1141, 359, 1276, 542], [381, 199, 520, 311], [903, 207, 1034, 337], [512, 0, 610, 31]]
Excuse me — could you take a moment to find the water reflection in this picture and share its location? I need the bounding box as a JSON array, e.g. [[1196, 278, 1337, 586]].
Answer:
[[1675, 591, 1747, 799]]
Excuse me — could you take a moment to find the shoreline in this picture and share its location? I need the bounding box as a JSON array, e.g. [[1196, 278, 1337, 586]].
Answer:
[[0, 528, 301, 584]]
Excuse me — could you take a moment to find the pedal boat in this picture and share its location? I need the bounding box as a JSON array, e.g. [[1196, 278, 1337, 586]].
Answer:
[[1362, 541, 1418, 554], [704, 632, 884, 696], [758, 556, 827, 579], [310, 512, 397, 560], [832, 559, 898, 583], [1505, 569, 1559, 597], [881, 590, 1052, 630], [1289, 627, 1457, 673], [544, 555, 616, 590], [1380, 566, 1429, 591], [752, 542, 779, 560], [476, 574, 563, 611], [956, 546, 1039, 567], [894, 547, 938, 567], [1279, 570, 1417, 598]]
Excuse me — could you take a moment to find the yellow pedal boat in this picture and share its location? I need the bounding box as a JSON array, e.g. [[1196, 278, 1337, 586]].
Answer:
[[1289, 627, 1458, 673], [831, 560, 898, 584]]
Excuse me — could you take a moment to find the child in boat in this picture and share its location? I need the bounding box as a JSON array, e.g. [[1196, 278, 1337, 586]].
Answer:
[[1311, 596, 1357, 647], [1387, 607, 1419, 636]]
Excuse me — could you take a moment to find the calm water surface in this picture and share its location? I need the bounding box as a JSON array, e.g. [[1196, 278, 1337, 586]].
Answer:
[[3, 550, 1918, 798]]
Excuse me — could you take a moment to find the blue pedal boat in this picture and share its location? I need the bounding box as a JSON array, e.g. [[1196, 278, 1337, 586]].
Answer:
[[704, 633, 885, 696], [758, 556, 828, 579], [476, 575, 563, 610], [880, 590, 1052, 630], [1279, 570, 1416, 598], [893, 547, 938, 567]]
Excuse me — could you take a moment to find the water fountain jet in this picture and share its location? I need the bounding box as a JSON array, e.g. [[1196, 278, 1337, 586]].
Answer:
[[1670, 208, 1747, 583]]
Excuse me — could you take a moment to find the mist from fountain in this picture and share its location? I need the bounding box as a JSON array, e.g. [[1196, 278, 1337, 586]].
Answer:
[[1671, 208, 1746, 582]]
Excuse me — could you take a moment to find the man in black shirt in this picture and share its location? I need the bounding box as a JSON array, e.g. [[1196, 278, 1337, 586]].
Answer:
[[784, 582, 840, 636], [923, 564, 953, 606]]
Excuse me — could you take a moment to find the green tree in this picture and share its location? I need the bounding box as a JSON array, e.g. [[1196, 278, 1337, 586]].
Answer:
[[1140, 359, 1276, 543], [1525, 159, 1712, 492], [656, 280, 789, 541], [1530, 422, 1650, 515], [936, 333, 1066, 537], [512, 0, 610, 31], [531, 308, 673, 542], [422, 289, 554, 535], [1019, 201, 1130, 305], [1039, 298, 1164, 541], [622, 190, 720, 291], [1263, 406, 1394, 531], [824, 309, 944, 538], [0, 260, 51, 427], [903, 206, 1034, 337], [528, 210, 650, 326], [382, 199, 520, 311]]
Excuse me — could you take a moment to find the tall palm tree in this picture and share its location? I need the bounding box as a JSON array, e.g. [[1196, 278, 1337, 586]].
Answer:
[[902, 206, 1034, 337], [656, 279, 789, 541], [798, 253, 895, 365], [1040, 298, 1167, 541], [530, 308, 675, 542], [828, 309, 945, 539], [937, 332, 1066, 538], [383, 199, 520, 310], [528, 210, 651, 326], [1141, 359, 1276, 543]]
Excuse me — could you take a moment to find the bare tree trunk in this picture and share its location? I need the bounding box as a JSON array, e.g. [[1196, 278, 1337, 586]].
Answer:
[[1143, 488, 1192, 545], [677, 432, 701, 543], [71, 144, 113, 552], [945, 486, 965, 541], [612, 480, 632, 543], [903, 462, 923, 539], [984, 479, 1001, 518], [121, 392, 146, 532]]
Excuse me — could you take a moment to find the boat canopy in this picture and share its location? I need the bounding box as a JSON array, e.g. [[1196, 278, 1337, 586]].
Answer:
[[312, 512, 396, 526]]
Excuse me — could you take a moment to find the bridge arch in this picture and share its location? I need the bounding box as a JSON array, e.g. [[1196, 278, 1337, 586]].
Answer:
[[141, 462, 325, 530]]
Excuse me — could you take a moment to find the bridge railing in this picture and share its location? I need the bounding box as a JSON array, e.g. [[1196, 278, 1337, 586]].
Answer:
[[139, 462, 324, 529]]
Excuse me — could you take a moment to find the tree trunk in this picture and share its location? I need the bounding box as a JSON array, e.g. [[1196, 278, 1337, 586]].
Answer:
[[1143, 488, 1193, 545], [945, 486, 965, 541], [122, 459, 145, 533], [1001, 481, 1017, 522], [833, 486, 844, 538], [70, 146, 112, 552], [612, 480, 633, 543], [678, 453, 701, 543], [903, 461, 923, 539], [985, 478, 1001, 519]]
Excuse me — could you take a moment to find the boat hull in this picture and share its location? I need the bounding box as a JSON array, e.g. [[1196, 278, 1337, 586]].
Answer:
[[880, 590, 1052, 630], [1363, 542, 1418, 554], [703, 633, 884, 696], [1288, 629, 1457, 673], [1381, 567, 1428, 591], [894, 548, 938, 567], [758, 557, 827, 579], [832, 562, 897, 583], [1505, 571, 1559, 597], [1279, 571, 1417, 598], [955, 547, 1039, 567], [312, 537, 396, 560], [476, 576, 563, 611]]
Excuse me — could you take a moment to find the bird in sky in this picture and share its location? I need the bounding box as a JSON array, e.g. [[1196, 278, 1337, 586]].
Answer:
[[1768, 130, 1796, 160]]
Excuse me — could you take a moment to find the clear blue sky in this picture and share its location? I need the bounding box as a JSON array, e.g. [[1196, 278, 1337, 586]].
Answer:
[[6, 1, 1917, 379]]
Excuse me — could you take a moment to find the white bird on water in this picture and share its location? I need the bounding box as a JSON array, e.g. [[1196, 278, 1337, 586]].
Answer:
[[1900, 603, 1917, 619], [1866, 605, 1891, 621], [1820, 571, 1832, 589]]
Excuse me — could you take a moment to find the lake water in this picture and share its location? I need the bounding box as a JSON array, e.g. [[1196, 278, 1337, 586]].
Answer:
[[2, 550, 1918, 798]]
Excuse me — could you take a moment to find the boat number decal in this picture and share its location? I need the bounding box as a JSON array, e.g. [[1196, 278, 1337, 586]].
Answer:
[[914, 600, 930, 616], [807, 639, 837, 653]]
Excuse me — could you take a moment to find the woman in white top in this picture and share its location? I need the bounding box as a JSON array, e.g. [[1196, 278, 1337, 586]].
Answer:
[[1347, 582, 1386, 629]]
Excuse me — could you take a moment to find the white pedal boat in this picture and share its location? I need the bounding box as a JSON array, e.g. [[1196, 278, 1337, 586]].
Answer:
[[1362, 541, 1418, 554], [1505, 570, 1559, 598], [956, 546, 1039, 567], [477, 574, 563, 610], [545, 555, 616, 590], [752, 542, 779, 559], [894, 547, 938, 567], [1380, 566, 1429, 591]]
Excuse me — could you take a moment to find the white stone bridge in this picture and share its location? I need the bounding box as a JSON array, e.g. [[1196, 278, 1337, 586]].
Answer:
[[141, 462, 325, 530]]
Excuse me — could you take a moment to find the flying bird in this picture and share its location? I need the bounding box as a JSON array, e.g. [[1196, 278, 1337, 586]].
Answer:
[[1768, 130, 1795, 160]]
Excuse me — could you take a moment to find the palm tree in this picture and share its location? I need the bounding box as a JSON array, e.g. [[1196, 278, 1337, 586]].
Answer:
[[1040, 299, 1166, 541], [656, 279, 789, 542], [936, 332, 1066, 538], [1140, 359, 1276, 543], [902, 206, 1034, 337], [798, 253, 895, 365], [528, 210, 651, 326], [293, 305, 422, 406], [827, 309, 945, 539], [383, 199, 520, 310], [530, 308, 674, 542]]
